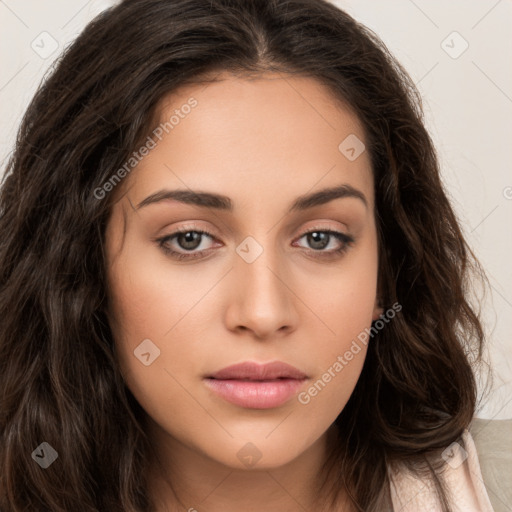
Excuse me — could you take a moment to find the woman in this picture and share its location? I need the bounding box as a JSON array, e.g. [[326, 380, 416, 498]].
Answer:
[[0, 0, 494, 510]]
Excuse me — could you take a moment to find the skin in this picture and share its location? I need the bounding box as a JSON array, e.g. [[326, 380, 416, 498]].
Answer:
[[105, 71, 383, 512]]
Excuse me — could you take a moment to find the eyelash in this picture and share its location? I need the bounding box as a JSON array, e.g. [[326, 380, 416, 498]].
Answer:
[[156, 226, 355, 261]]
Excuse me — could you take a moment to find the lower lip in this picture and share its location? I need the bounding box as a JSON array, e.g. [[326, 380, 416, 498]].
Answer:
[[204, 378, 306, 409]]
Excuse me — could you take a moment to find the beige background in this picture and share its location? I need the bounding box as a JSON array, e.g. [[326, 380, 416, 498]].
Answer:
[[1, 0, 511, 419]]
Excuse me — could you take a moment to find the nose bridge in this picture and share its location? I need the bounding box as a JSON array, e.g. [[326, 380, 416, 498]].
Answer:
[[227, 231, 297, 336], [236, 232, 285, 299]]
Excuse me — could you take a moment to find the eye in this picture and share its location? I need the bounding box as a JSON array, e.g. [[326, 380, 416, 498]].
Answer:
[[156, 228, 218, 261], [293, 229, 354, 258], [156, 227, 354, 261]]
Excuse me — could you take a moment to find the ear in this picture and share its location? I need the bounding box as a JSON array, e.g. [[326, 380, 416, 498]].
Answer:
[[371, 298, 384, 321]]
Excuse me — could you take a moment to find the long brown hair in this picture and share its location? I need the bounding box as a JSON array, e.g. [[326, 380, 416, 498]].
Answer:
[[0, 0, 489, 510]]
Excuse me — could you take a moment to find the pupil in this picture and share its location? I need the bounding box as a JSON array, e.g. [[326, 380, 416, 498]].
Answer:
[[308, 232, 328, 250], [179, 232, 201, 250]]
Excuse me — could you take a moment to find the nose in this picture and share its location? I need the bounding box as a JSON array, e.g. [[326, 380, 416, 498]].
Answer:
[[224, 243, 299, 340]]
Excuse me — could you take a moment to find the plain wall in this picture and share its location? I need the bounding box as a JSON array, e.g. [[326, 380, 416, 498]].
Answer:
[[0, 0, 511, 418]]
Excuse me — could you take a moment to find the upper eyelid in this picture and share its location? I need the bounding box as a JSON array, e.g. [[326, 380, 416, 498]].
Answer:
[[164, 224, 349, 239], [160, 226, 352, 248]]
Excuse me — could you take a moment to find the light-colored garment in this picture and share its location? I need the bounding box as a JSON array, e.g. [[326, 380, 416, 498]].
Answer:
[[469, 418, 512, 512], [389, 429, 495, 511]]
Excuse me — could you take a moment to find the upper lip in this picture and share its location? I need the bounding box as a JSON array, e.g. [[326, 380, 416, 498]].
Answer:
[[207, 361, 308, 380]]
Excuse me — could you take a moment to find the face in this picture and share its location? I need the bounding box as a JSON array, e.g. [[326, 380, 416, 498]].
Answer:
[[105, 71, 382, 471]]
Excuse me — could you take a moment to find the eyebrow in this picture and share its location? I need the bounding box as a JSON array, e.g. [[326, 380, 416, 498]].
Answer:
[[136, 184, 368, 212]]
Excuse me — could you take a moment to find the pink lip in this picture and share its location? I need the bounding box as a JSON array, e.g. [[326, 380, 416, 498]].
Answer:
[[204, 361, 308, 409]]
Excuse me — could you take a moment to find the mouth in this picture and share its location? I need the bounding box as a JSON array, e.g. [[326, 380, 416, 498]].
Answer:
[[203, 361, 308, 409]]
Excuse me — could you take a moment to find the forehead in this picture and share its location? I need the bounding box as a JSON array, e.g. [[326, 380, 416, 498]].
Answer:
[[122, 71, 374, 210]]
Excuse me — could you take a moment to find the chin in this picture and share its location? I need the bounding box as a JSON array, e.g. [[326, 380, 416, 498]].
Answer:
[[202, 434, 317, 471]]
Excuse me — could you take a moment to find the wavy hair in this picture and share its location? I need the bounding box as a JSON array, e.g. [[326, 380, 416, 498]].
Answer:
[[0, 0, 489, 510]]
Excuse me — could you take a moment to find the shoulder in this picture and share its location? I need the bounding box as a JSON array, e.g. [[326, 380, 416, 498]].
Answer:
[[388, 428, 495, 511]]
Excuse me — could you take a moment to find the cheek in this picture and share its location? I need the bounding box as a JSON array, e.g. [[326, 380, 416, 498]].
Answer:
[[294, 286, 372, 427], [300, 242, 378, 347], [293, 246, 377, 412], [105, 242, 216, 415], [107, 240, 209, 350], [106, 257, 208, 443], [297, 346, 366, 422]]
